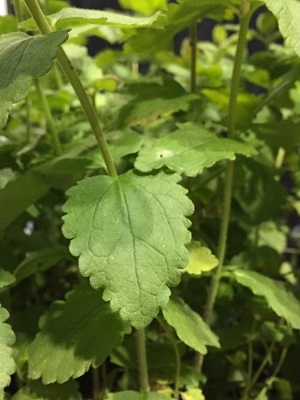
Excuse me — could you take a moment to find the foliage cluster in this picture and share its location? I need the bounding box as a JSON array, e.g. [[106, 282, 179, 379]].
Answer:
[[1, 0, 300, 399]]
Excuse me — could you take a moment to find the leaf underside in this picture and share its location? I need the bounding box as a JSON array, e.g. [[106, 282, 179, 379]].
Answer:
[[62, 171, 193, 328], [0, 30, 69, 128], [135, 123, 256, 177]]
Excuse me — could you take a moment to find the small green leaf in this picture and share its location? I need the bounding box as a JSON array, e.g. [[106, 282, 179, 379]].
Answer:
[[119, 0, 168, 14], [12, 380, 82, 400], [0, 268, 15, 288], [233, 269, 300, 330], [28, 281, 130, 384], [0, 30, 69, 128], [107, 391, 172, 400], [62, 172, 193, 328], [14, 246, 71, 283], [135, 123, 255, 177], [0, 305, 16, 398], [162, 296, 220, 354], [0, 171, 50, 231], [185, 241, 218, 275], [181, 388, 205, 400], [262, 0, 300, 58]]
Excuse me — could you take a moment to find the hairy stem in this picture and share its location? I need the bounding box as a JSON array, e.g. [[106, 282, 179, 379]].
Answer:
[[12, 0, 22, 22], [34, 78, 62, 155], [194, 0, 255, 372], [24, 0, 117, 177], [136, 329, 150, 393]]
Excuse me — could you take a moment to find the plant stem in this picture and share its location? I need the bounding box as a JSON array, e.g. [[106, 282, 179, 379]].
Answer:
[[157, 316, 181, 399], [34, 78, 62, 155], [24, 0, 117, 177], [194, 0, 255, 372], [12, 0, 22, 22], [92, 367, 101, 400], [190, 23, 197, 93], [136, 328, 150, 393], [25, 97, 32, 142]]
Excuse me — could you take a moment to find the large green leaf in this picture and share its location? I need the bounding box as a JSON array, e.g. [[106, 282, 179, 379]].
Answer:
[[119, 0, 168, 14], [162, 296, 220, 354], [135, 123, 255, 177], [62, 172, 193, 328], [125, 0, 235, 54], [12, 381, 82, 400], [22, 8, 165, 31], [107, 392, 171, 400], [27, 282, 129, 383], [28, 281, 130, 384], [233, 269, 300, 330], [0, 30, 68, 128], [0, 172, 50, 231], [252, 121, 300, 150], [262, 0, 300, 58], [0, 306, 16, 400]]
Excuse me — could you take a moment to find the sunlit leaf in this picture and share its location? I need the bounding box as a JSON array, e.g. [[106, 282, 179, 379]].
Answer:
[[181, 388, 205, 400], [233, 269, 300, 330], [135, 123, 255, 177], [162, 296, 220, 354], [184, 241, 218, 275], [62, 172, 193, 328], [0, 30, 69, 128], [28, 281, 130, 383], [119, 0, 168, 15], [262, 0, 300, 58], [12, 380, 82, 400], [0, 306, 16, 399]]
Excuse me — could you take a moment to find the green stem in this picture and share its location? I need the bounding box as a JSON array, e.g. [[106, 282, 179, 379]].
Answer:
[[92, 368, 101, 400], [190, 23, 197, 93], [194, 0, 256, 372], [157, 316, 181, 399], [253, 345, 289, 400], [24, 0, 117, 177], [136, 328, 150, 393], [12, 0, 22, 22], [34, 78, 62, 155], [25, 97, 32, 142]]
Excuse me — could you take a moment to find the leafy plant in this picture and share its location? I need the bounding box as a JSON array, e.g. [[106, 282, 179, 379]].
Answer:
[[1, 0, 300, 399]]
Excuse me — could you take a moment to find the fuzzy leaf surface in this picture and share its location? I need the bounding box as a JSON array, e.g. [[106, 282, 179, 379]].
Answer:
[[12, 381, 82, 400], [0, 306, 16, 398], [135, 123, 255, 177], [28, 281, 129, 384], [233, 269, 300, 330], [0, 30, 68, 128], [62, 172, 193, 328], [162, 296, 220, 354], [262, 0, 300, 58]]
